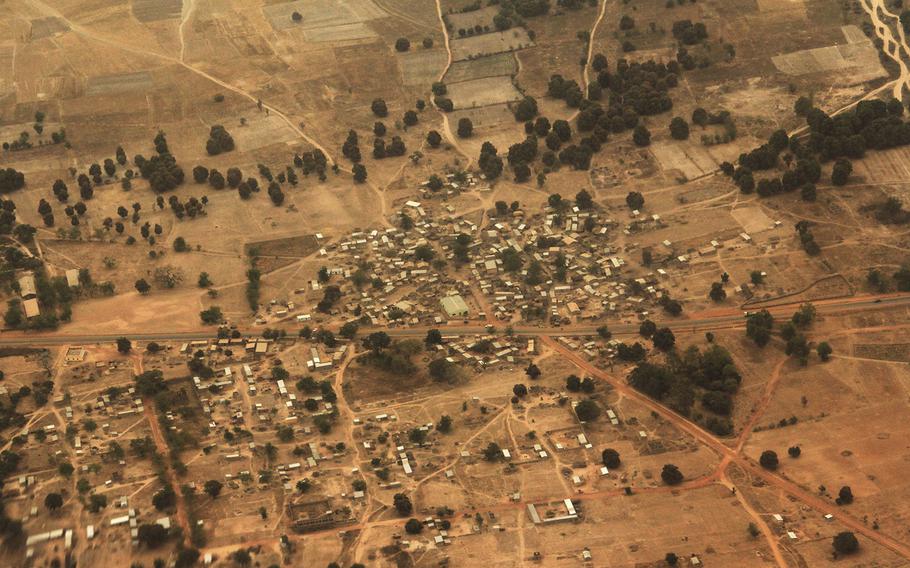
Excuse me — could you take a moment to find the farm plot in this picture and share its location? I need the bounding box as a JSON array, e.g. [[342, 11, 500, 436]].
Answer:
[[445, 6, 497, 33], [756, 0, 807, 16], [852, 145, 910, 185], [230, 114, 301, 151], [397, 49, 448, 86], [446, 75, 521, 109], [445, 52, 517, 83], [771, 26, 886, 84], [85, 71, 154, 96], [245, 235, 320, 260], [30, 17, 69, 40], [730, 206, 776, 235], [263, 0, 383, 41], [132, 0, 182, 23], [450, 28, 533, 61], [449, 103, 515, 128], [853, 343, 910, 362], [650, 141, 718, 180]]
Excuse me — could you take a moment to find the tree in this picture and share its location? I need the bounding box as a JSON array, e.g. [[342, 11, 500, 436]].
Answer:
[[44, 492, 63, 512], [661, 464, 683, 485], [759, 450, 779, 470], [817, 341, 833, 361], [632, 125, 651, 146], [832, 531, 859, 555], [395, 37, 411, 52], [831, 158, 852, 186], [597, 325, 612, 340], [428, 358, 458, 382], [791, 303, 816, 328], [393, 493, 412, 515], [512, 383, 528, 397], [575, 399, 601, 422], [427, 130, 442, 148], [513, 96, 538, 121], [371, 99, 388, 117], [135, 370, 166, 396], [746, 310, 774, 347], [669, 117, 690, 140], [352, 164, 367, 183], [198, 272, 212, 287], [364, 331, 391, 353], [152, 486, 176, 510], [205, 125, 235, 156], [175, 548, 201, 568], [437, 415, 453, 433], [639, 319, 657, 338], [483, 442, 503, 462], [801, 183, 817, 202], [709, 282, 727, 302], [405, 518, 423, 534], [199, 306, 223, 325], [116, 337, 132, 354], [837, 486, 854, 505], [626, 191, 644, 210], [526, 363, 541, 380], [425, 329, 443, 346], [403, 110, 418, 126], [135, 279, 151, 295], [457, 117, 473, 138], [231, 549, 251, 566], [173, 236, 189, 252], [576, 189, 593, 209], [204, 479, 223, 498], [794, 96, 813, 116], [787, 446, 801, 458], [652, 327, 676, 351], [339, 321, 359, 339], [58, 462, 74, 477], [137, 524, 169, 548], [602, 448, 621, 469]]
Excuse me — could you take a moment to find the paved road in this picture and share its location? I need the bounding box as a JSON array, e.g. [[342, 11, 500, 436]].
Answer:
[[1, 293, 908, 347]]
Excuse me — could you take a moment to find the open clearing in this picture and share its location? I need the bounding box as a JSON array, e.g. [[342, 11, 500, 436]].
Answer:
[[263, 0, 384, 38], [450, 29, 533, 61], [397, 49, 448, 86], [132, 0, 183, 23], [446, 75, 522, 109], [731, 206, 776, 235], [85, 71, 154, 96], [650, 142, 716, 180], [771, 26, 886, 83], [445, 52, 517, 83]]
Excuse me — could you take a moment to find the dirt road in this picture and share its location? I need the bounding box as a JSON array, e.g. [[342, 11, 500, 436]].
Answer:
[[541, 337, 910, 561], [135, 355, 192, 547]]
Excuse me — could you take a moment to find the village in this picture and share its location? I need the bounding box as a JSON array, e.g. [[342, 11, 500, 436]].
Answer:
[[4, 0, 910, 565]]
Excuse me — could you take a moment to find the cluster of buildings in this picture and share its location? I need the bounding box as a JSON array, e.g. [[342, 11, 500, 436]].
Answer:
[[14, 268, 81, 320], [263, 198, 706, 332]]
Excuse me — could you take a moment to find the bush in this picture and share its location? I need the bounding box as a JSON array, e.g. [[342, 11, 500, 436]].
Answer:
[[575, 399, 601, 422], [661, 464, 683, 485], [602, 448, 620, 469], [759, 450, 779, 470], [832, 531, 858, 555]]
